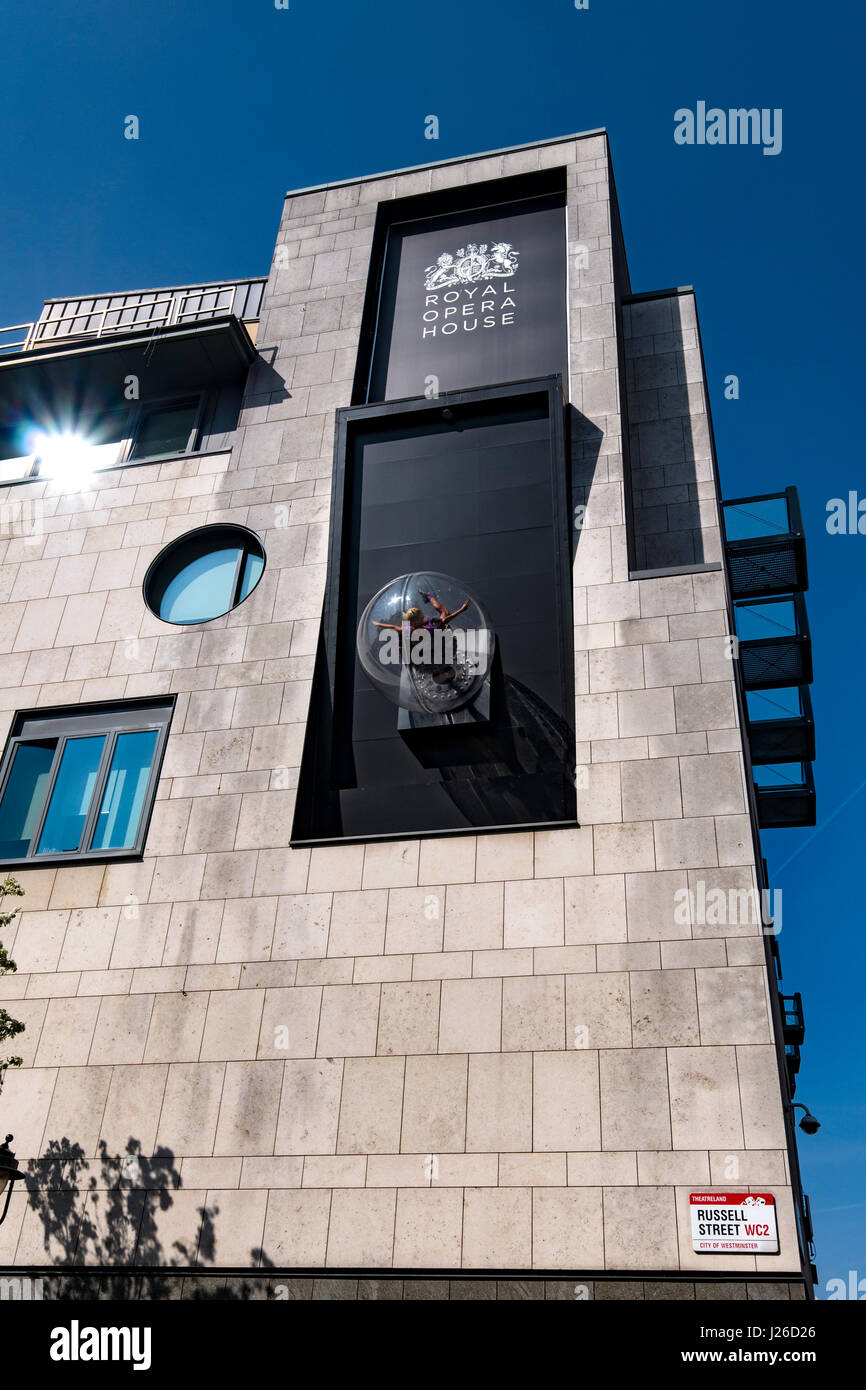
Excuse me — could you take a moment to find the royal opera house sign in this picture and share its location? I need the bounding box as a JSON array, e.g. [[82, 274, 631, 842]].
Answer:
[[367, 190, 567, 401]]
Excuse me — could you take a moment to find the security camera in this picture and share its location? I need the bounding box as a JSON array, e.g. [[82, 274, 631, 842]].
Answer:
[[441, 407, 454, 421], [792, 1103, 821, 1135]]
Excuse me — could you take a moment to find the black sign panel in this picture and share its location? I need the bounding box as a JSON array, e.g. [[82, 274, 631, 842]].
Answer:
[[291, 380, 576, 845], [367, 193, 567, 402]]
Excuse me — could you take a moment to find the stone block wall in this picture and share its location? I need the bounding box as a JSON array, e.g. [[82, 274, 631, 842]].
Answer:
[[0, 133, 803, 1286], [624, 289, 723, 573]]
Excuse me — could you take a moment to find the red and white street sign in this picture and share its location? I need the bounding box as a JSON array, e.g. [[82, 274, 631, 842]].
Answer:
[[689, 1193, 779, 1254]]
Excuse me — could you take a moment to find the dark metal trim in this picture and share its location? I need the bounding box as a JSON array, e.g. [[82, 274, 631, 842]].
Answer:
[[0, 315, 256, 372], [294, 817, 581, 852], [628, 563, 723, 580]]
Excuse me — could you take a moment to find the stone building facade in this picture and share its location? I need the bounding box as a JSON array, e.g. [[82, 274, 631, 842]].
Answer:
[[0, 132, 812, 1298]]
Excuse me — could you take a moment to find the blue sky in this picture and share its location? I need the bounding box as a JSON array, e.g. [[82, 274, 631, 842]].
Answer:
[[1, 0, 863, 1295]]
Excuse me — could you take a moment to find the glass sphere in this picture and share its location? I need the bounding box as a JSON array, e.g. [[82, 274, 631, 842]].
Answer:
[[357, 572, 495, 714]]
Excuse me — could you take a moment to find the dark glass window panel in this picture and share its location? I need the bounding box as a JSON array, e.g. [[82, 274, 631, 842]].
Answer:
[[0, 426, 26, 462], [292, 386, 574, 843], [36, 736, 106, 855], [0, 740, 56, 858], [129, 403, 198, 459], [89, 408, 130, 447], [91, 730, 159, 850]]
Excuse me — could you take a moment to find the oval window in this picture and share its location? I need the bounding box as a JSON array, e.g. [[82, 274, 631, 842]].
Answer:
[[144, 525, 265, 625]]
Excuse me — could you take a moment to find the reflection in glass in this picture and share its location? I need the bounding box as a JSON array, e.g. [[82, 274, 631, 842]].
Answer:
[[0, 740, 56, 858], [37, 736, 106, 855], [753, 762, 807, 789], [239, 550, 264, 601], [129, 404, 198, 460], [91, 730, 159, 850], [735, 599, 796, 641], [723, 496, 790, 541], [746, 687, 802, 722], [160, 547, 241, 623]]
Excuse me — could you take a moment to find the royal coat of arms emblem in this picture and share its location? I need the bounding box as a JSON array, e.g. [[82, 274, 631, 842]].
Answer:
[[424, 242, 520, 291]]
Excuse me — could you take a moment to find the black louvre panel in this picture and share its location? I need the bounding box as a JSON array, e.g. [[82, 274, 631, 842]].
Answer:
[[748, 718, 815, 765], [726, 536, 807, 597], [740, 635, 812, 689], [756, 784, 816, 829]]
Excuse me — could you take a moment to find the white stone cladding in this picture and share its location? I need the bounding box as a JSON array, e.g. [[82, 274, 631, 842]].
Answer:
[[0, 133, 799, 1278]]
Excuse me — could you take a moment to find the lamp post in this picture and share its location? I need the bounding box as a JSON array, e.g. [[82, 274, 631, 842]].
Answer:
[[0, 1134, 24, 1225]]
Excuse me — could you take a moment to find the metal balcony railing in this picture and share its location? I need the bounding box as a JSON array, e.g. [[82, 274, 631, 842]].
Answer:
[[754, 761, 816, 828], [735, 592, 812, 690], [782, 991, 805, 1095], [745, 685, 815, 764], [0, 278, 266, 354], [0, 324, 35, 354], [722, 487, 808, 598], [781, 992, 805, 1047]]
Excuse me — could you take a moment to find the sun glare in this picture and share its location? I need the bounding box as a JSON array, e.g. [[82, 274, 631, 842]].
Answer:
[[26, 428, 108, 486]]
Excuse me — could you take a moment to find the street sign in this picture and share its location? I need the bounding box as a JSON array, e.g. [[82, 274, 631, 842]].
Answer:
[[690, 1193, 779, 1254]]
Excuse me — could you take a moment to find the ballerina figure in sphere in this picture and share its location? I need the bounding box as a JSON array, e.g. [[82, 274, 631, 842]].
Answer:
[[372, 589, 470, 635]]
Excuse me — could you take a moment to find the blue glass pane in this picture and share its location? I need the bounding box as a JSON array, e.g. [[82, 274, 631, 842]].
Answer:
[[723, 497, 790, 541], [0, 740, 56, 857], [746, 687, 802, 721], [91, 730, 158, 850], [735, 600, 796, 641], [239, 550, 264, 600], [160, 547, 241, 623], [37, 736, 105, 855], [754, 763, 806, 789]]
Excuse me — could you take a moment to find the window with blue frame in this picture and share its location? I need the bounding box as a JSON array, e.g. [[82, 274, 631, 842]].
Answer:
[[0, 700, 173, 865]]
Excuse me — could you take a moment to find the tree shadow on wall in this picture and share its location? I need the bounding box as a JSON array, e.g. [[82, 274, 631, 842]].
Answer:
[[24, 1136, 274, 1300]]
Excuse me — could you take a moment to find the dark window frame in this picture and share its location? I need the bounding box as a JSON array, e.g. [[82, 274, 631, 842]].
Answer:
[[126, 394, 205, 462], [142, 523, 267, 626], [0, 698, 175, 868], [291, 373, 576, 847]]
